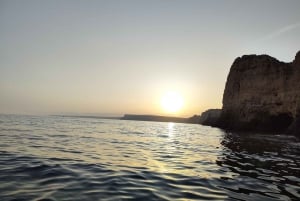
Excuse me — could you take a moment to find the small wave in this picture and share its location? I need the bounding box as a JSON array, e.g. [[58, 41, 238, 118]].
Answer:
[[0, 128, 32, 132]]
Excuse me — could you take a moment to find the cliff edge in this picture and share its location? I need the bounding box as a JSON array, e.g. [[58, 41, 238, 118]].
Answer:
[[219, 51, 300, 136]]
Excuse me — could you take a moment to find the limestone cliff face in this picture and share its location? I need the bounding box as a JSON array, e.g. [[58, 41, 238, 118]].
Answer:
[[220, 51, 300, 135]]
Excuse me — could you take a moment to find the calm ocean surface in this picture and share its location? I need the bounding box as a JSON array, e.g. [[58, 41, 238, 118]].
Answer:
[[0, 115, 299, 201]]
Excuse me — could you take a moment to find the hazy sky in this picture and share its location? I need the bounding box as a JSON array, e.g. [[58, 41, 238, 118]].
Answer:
[[1, 0, 300, 116]]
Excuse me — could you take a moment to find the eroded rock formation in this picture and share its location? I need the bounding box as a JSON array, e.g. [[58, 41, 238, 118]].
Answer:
[[219, 51, 300, 136]]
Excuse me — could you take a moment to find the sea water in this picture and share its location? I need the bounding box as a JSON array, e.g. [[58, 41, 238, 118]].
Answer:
[[0, 115, 299, 201]]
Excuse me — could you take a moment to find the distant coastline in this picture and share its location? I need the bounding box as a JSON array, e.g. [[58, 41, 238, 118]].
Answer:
[[57, 114, 202, 124], [55, 115, 121, 120], [121, 114, 188, 123]]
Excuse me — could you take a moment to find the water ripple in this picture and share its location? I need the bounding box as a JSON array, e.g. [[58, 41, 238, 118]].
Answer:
[[0, 115, 299, 200]]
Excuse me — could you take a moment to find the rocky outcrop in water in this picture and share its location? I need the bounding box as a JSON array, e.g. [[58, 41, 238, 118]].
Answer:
[[186, 115, 201, 124], [219, 51, 300, 136], [199, 109, 221, 126]]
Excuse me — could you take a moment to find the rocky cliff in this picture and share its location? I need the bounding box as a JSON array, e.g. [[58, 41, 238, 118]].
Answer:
[[199, 109, 221, 126], [219, 51, 300, 136]]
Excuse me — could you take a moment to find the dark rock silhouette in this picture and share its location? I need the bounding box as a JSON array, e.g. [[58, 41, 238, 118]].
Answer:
[[121, 114, 205, 124], [186, 115, 201, 124], [219, 51, 300, 136], [199, 109, 221, 126], [121, 114, 188, 123]]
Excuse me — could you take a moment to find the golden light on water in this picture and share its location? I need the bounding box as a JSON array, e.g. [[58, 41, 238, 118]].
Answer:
[[168, 122, 174, 136], [161, 91, 184, 114]]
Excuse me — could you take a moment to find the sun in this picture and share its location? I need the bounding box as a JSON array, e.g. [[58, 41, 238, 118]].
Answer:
[[161, 91, 184, 114]]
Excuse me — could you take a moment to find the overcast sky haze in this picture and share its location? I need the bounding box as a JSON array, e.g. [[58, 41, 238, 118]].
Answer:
[[1, 0, 300, 116]]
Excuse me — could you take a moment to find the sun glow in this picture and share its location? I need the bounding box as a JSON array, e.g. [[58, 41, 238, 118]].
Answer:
[[161, 91, 184, 114]]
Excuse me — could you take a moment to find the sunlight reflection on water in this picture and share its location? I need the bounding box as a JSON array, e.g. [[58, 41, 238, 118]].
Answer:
[[168, 122, 174, 137]]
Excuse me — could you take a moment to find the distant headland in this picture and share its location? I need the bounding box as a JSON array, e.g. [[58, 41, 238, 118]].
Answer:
[[120, 114, 203, 124]]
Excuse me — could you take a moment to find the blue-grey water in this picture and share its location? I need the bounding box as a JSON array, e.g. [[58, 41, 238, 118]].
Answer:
[[0, 115, 299, 201]]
